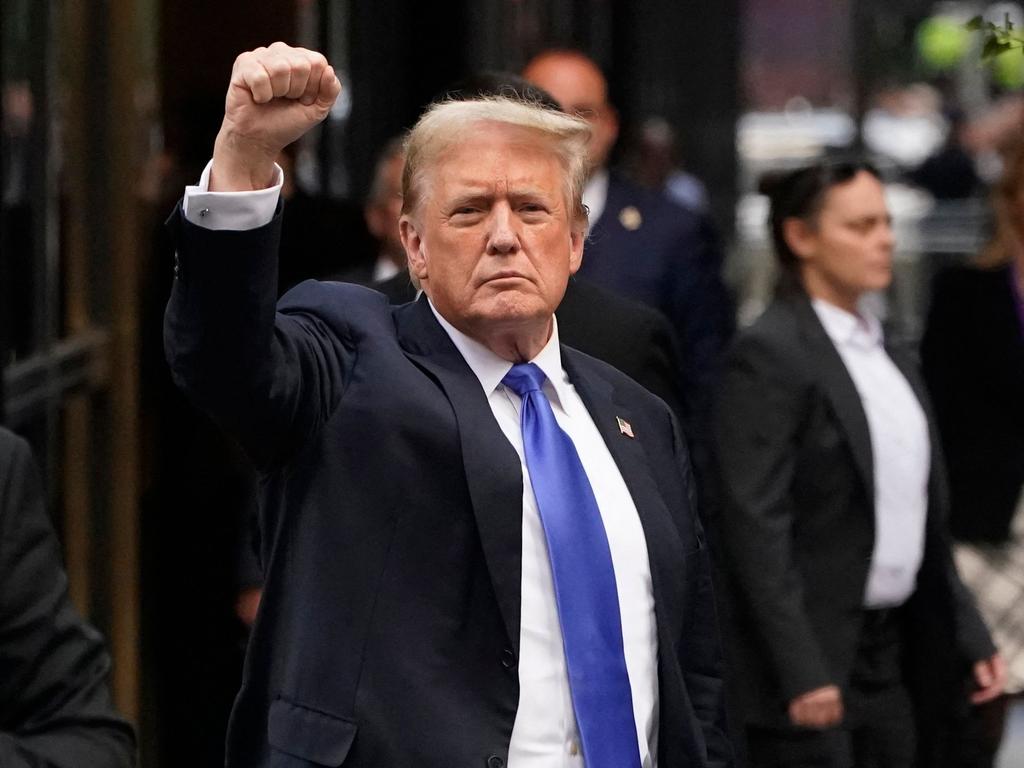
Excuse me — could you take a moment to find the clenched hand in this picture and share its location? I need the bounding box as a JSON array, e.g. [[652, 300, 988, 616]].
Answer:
[[211, 42, 341, 192]]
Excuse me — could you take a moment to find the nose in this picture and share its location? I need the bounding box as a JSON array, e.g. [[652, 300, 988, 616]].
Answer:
[[486, 203, 520, 255]]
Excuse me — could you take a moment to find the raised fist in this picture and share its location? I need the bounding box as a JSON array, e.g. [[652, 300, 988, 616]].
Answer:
[[211, 42, 341, 191]]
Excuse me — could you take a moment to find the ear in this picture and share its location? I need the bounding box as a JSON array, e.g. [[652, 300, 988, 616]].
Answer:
[[604, 103, 620, 146], [568, 226, 585, 275], [365, 204, 385, 240], [781, 216, 817, 261], [400, 216, 428, 280]]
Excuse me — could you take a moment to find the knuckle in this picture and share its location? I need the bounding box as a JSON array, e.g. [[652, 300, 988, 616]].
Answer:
[[266, 59, 289, 79]]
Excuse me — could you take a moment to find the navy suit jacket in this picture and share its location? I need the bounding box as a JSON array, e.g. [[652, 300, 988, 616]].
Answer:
[[164, 205, 733, 768], [580, 173, 734, 427]]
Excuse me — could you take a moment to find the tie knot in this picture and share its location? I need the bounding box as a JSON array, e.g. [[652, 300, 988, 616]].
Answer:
[[502, 363, 547, 397]]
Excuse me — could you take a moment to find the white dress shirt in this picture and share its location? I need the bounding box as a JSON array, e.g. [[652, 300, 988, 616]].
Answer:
[[183, 167, 660, 766], [582, 168, 609, 234], [371, 256, 401, 282], [430, 307, 658, 768], [811, 299, 929, 608]]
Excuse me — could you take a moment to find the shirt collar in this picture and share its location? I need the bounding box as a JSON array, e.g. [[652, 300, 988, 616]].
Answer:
[[582, 168, 610, 232], [427, 299, 570, 407], [372, 256, 401, 282], [811, 297, 884, 351]]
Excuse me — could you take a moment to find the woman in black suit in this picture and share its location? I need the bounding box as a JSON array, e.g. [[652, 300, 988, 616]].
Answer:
[[921, 142, 1024, 764], [710, 161, 1003, 768]]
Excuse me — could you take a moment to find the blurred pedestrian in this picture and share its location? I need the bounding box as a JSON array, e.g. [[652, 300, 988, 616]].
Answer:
[[627, 115, 710, 215], [274, 144, 376, 295], [908, 109, 981, 201], [711, 161, 1003, 767], [336, 136, 407, 287], [523, 50, 733, 437], [0, 427, 136, 767], [921, 140, 1024, 766]]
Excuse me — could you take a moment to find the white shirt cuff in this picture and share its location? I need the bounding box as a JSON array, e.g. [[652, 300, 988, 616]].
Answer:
[[183, 159, 284, 231]]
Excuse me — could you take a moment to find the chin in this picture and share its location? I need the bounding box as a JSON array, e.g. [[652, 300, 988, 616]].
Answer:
[[476, 293, 550, 327]]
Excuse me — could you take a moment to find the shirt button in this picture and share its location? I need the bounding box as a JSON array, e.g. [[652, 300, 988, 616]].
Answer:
[[486, 755, 504, 768], [500, 648, 517, 669], [569, 741, 580, 756]]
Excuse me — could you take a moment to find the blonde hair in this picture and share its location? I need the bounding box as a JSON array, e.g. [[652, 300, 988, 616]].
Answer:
[[400, 96, 591, 226], [977, 140, 1024, 268]]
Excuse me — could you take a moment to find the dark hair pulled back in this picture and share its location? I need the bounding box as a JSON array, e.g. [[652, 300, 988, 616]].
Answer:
[[759, 160, 881, 274]]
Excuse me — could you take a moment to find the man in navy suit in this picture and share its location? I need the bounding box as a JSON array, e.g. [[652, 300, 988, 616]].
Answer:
[[523, 51, 734, 434], [165, 43, 731, 767]]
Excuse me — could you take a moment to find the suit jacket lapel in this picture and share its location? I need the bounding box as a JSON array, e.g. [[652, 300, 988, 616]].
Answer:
[[791, 295, 875, 500], [394, 296, 524, 654], [563, 349, 686, 642]]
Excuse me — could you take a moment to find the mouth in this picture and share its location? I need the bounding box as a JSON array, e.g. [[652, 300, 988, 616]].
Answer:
[[481, 271, 530, 285]]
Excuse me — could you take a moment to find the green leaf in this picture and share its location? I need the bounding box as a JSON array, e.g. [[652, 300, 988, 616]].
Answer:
[[983, 37, 1014, 60]]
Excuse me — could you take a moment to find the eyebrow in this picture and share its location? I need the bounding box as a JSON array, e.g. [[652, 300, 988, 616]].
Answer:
[[845, 213, 892, 224], [445, 185, 558, 207]]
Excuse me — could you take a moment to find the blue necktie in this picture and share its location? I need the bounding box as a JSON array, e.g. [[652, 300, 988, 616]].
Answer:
[[502, 363, 641, 768]]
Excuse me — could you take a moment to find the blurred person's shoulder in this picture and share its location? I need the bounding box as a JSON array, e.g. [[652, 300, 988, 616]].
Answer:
[[0, 427, 30, 475], [607, 171, 707, 235], [931, 260, 1011, 304], [724, 294, 811, 372]]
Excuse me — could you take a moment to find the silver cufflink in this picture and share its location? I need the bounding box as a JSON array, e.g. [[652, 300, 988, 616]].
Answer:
[[199, 208, 210, 218]]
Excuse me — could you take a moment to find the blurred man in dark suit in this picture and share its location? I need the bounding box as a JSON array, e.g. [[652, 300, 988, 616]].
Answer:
[[0, 427, 136, 767], [524, 50, 734, 433], [338, 136, 407, 288]]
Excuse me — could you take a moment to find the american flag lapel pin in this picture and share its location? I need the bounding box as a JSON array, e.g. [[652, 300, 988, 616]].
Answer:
[[616, 416, 635, 438]]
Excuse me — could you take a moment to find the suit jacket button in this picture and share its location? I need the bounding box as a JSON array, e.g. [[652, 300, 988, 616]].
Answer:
[[501, 648, 517, 669], [487, 756, 504, 768]]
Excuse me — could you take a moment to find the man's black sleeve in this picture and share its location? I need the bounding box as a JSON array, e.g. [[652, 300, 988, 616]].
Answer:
[[0, 429, 136, 767]]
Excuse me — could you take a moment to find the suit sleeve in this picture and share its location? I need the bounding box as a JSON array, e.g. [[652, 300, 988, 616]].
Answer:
[[668, 414, 734, 767], [164, 203, 352, 469], [950, 566, 997, 663], [711, 334, 833, 702], [0, 434, 136, 767]]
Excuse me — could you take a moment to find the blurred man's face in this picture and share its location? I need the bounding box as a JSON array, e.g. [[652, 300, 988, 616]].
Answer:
[[365, 152, 405, 265], [399, 122, 584, 344], [523, 53, 619, 174]]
